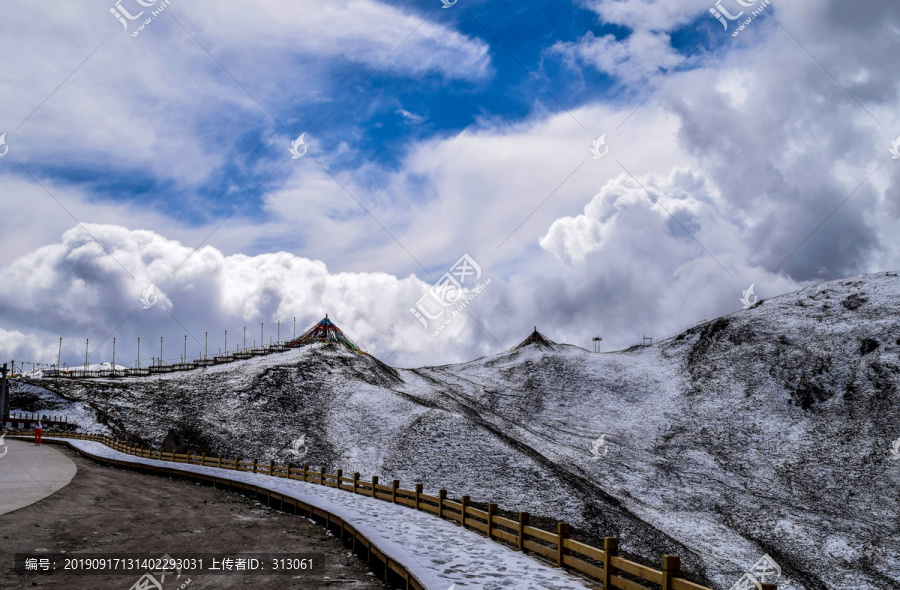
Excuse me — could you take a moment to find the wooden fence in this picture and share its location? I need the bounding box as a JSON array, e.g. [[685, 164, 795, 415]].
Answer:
[[12, 430, 778, 590]]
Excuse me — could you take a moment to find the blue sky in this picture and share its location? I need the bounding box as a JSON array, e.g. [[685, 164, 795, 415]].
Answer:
[[1, 0, 898, 368]]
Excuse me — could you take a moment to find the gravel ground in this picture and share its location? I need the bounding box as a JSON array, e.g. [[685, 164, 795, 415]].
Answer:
[[0, 444, 391, 590]]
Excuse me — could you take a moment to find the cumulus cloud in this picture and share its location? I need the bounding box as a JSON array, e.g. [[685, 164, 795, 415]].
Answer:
[[0, 224, 505, 368]]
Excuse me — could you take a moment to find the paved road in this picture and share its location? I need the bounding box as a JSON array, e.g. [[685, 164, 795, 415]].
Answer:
[[0, 437, 77, 516], [0, 439, 386, 589]]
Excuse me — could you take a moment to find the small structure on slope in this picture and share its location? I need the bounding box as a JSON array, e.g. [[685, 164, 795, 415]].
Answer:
[[514, 326, 556, 350], [286, 314, 364, 355]]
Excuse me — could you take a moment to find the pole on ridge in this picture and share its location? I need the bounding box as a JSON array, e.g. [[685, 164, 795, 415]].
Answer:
[[113, 338, 116, 370], [0, 363, 8, 427], [137, 337, 141, 369]]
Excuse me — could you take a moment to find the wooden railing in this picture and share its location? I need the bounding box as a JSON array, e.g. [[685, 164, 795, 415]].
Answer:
[[13, 431, 776, 590]]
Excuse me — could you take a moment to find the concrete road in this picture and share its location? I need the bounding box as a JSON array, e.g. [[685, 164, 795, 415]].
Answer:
[[0, 437, 77, 516]]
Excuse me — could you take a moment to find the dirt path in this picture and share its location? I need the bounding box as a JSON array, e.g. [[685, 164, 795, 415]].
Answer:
[[0, 444, 390, 590]]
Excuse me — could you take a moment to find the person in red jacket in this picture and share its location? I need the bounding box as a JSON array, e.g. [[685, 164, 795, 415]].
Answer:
[[34, 419, 42, 445]]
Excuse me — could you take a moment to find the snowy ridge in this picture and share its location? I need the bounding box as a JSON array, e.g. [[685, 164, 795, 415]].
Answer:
[[13, 271, 900, 590]]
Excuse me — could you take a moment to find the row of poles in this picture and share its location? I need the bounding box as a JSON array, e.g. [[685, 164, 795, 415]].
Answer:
[[37, 318, 301, 372]]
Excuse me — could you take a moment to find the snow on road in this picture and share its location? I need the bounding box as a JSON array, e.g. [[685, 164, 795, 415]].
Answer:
[[67, 439, 592, 590]]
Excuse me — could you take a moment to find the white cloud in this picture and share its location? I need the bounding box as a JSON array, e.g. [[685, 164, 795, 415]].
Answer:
[[0, 328, 59, 368], [580, 0, 717, 31], [0, 224, 502, 368], [551, 30, 684, 85]]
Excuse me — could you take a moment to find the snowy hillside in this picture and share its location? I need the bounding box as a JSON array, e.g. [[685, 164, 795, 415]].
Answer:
[[11, 271, 900, 590]]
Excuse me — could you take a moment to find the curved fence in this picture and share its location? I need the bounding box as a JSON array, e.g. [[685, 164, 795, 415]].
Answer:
[[8, 430, 778, 590]]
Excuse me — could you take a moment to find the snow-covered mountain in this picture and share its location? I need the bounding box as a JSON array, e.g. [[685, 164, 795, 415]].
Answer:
[[12, 271, 900, 590]]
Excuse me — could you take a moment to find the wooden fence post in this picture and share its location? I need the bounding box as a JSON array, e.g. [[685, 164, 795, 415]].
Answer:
[[319, 466, 325, 485], [303, 464, 310, 482], [218, 454, 223, 468], [438, 489, 447, 519], [286, 462, 292, 478], [269, 459, 274, 476], [336, 469, 342, 488], [235, 457, 241, 471], [557, 522, 570, 569], [202, 452, 207, 466], [661, 555, 680, 590], [353, 473, 360, 494], [252, 458, 258, 473], [487, 503, 497, 539], [392, 480, 399, 503], [603, 537, 618, 589], [518, 512, 529, 552], [415, 484, 423, 511], [371, 476, 378, 497], [759, 585, 777, 590], [461, 496, 470, 528]]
